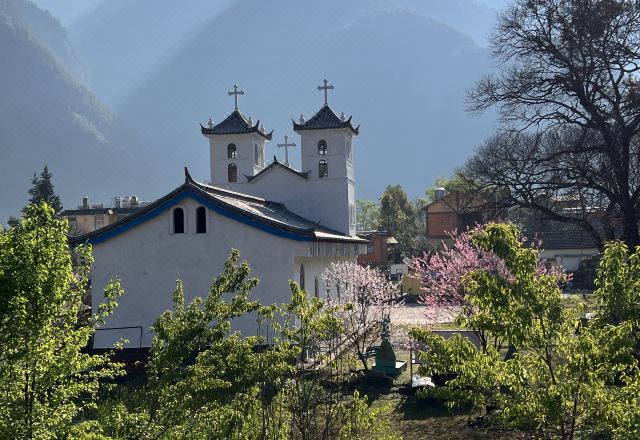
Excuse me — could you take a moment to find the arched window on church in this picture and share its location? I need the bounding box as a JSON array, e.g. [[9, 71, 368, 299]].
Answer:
[[318, 139, 327, 155], [196, 206, 207, 234], [228, 163, 237, 182], [254, 143, 260, 166], [347, 138, 352, 160], [300, 264, 305, 290], [227, 143, 237, 158], [319, 160, 328, 179], [314, 277, 319, 298], [173, 207, 185, 234]]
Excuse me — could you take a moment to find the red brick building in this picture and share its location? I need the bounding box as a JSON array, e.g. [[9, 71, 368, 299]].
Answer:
[[357, 228, 397, 268]]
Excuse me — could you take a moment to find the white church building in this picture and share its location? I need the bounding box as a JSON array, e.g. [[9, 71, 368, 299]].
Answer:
[[77, 81, 368, 349]]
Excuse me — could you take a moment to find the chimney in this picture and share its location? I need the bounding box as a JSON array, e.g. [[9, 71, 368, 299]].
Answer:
[[434, 187, 447, 201], [82, 196, 89, 209]]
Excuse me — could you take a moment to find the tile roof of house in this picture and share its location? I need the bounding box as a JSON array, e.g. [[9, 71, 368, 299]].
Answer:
[[71, 168, 366, 245], [293, 105, 359, 134], [524, 221, 600, 250], [60, 207, 140, 217], [200, 110, 273, 140]]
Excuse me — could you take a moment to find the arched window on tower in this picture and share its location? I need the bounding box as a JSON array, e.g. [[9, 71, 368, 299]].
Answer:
[[300, 264, 305, 290], [196, 206, 207, 233], [319, 160, 328, 179], [254, 144, 259, 166], [228, 163, 237, 182], [318, 139, 327, 155], [347, 138, 352, 160], [227, 143, 237, 158], [314, 277, 319, 298], [173, 207, 185, 234]]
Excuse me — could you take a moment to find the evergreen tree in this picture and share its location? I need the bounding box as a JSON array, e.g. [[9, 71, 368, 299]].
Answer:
[[25, 166, 63, 214]]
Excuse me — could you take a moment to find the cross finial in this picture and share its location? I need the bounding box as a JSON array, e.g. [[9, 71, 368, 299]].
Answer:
[[228, 84, 245, 110], [277, 134, 297, 167], [317, 79, 334, 106]]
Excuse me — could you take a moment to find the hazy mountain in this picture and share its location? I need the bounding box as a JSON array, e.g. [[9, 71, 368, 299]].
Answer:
[[116, 0, 497, 202], [66, 0, 235, 107], [0, 0, 161, 222], [393, 0, 497, 45], [65, 0, 501, 108]]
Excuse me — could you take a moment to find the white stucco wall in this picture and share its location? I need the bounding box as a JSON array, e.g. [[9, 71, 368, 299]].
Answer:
[[206, 133, 267, 187], [540, 248, 599, 272], [90, 196, 356, 348]]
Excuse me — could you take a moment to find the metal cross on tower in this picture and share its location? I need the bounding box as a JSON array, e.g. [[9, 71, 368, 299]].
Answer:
[[228, 84, 245, 110], [277, 135, 296, 167], [317, 79, 334, 106]]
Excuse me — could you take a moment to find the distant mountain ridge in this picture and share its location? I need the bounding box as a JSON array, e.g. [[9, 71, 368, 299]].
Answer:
[[116, 0, 497, 202], [0, 0, 161, 222], [1, 0, 501, 222]]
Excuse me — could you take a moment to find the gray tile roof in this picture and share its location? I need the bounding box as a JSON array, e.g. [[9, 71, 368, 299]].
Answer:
[[293, 105, 359, 134], [524, 221, 600, 250], [72, 168, 366, 244], [246, 156, 309, 182], [201, 110, 273, 140]]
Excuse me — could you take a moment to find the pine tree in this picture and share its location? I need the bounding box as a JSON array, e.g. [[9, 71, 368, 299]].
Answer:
[[25, 166, 63, 214]]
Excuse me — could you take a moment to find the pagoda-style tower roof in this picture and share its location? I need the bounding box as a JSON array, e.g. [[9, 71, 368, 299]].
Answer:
[[293, 105, 359, 135], [201, 110, 273, 140]]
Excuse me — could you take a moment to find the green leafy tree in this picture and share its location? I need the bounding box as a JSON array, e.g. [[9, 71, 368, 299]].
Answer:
[[356, 200, 380, 232], [91, 251, 401, 439], [411, 224, 640, 439], [0, 203, 123, 439], [380, 185, 418, 260]]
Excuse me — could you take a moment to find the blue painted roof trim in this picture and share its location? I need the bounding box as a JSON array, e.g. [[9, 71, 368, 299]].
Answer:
[[86, 188, 314, 245]]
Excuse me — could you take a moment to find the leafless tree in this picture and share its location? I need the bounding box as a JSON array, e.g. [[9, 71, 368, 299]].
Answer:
[[466, 0, 640, 249]]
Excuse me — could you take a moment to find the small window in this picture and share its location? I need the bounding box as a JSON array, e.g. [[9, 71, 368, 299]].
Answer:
[[95, 214, 104, 230], [68, 217, 77, 231], [318, 139, 327, 155], [347, 138, 352, 160], [314, 277, 319, 298], [173, 208, 185, 234], [254, 144, 259, 166], [319, 160, 328, 179], [196, 206, 207, 234], [300, 264, 305, 289], [228, 163, 237, 182], [227, 143, 237, 158]]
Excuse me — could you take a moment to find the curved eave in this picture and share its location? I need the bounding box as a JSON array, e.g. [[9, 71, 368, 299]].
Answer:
[[291, 120, 359, 135], [246, 159, 310, 182], [200, 123, 273, 140]]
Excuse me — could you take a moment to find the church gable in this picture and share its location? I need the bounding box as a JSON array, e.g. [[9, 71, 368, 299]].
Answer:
[[73, 169, 365, 247], [246, 158, 309, 183]]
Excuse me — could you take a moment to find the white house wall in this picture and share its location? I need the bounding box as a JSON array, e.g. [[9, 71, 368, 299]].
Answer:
[[90, 196, 355, 348], [539, 248, 600, 272]]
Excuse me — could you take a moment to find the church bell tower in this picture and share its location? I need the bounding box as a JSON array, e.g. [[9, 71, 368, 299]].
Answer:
[[200, 85, 272, 188], [293, 79, 359, 236]]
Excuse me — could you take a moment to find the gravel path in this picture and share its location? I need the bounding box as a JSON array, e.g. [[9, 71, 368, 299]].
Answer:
[[390, 304, 458, 326]]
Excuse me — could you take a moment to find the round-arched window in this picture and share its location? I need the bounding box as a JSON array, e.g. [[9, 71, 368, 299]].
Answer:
[[196, 206, 207, 234], [228, 163, 238, 182], [319, 160, 328, 179], [173, 207, 185, 234], [318, 140, 327, 155], [227, 143, 237, 158]]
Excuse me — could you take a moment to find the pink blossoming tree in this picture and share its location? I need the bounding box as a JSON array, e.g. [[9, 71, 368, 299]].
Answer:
[[409, 224, 569, 353], [322, 262, 402, 371]]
